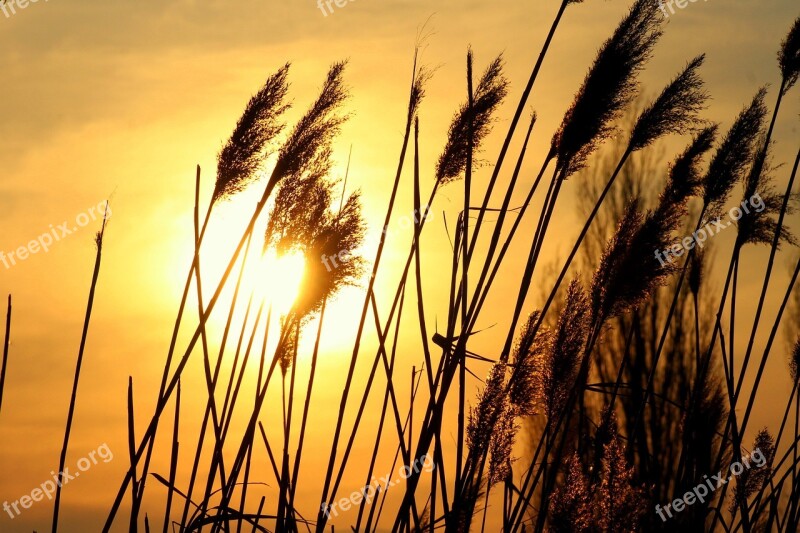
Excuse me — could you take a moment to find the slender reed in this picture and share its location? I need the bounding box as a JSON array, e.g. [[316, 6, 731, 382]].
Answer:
[[0, 294, 10, 416], [52, 203, 109, 533]]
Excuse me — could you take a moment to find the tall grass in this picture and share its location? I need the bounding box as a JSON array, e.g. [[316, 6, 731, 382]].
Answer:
[[3, 2, 799, 532]]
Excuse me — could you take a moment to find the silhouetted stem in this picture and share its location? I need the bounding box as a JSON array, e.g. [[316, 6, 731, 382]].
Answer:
[[53, 203, 109, 533]]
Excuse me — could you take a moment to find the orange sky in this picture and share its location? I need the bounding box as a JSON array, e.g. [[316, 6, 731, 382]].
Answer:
[[0, 0, 798, 531]]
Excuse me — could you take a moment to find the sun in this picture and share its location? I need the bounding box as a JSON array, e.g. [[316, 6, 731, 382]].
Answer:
[[246, 248, 307, 316], [193, 190, 308, 320]]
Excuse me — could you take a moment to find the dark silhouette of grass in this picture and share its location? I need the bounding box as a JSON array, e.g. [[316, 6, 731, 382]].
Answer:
[[52, 203, 109, 533], [0, 295, 10, 417], [3, 3, 799, 533]]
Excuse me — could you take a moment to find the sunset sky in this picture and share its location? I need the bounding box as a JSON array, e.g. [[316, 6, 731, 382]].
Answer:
[[0, 0, 798, 531]]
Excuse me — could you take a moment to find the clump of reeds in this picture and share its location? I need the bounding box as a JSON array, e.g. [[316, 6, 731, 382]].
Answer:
[[549, 413, 646, 532], [31, 3, 798, 532]]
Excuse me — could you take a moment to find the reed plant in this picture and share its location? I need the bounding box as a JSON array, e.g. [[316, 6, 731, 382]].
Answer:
[[5, 2, 800, 532]]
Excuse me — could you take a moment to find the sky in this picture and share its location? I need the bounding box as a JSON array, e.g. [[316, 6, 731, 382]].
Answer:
[[0, 0, 798, 531]]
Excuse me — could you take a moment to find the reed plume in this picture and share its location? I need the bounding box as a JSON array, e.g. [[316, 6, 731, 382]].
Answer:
[[628, 54, 708, 152], [591, 170, 694, 324], [688, 247, 706, 297], [466, 365, 507, 464], [451, 362, 508, 528], [266, 159, 366, 321], [435, 52, 508, 183], [736, 135, 798, 248], [681, 369, 727, 488], [732, 429, 775, 510], [276, 324, 298, 375], [590, 203, 645, 322], [214, 64, 290, 201], [549, 415, 646, 532], [265, 147, 335, 253], [779, 16, 800, 94], [262, 72, 364, 321], [703, 87, 768, 214], [273, 62, 349, 183], [535, 280, 590, 419], [594, 413, 647, 532], [791, 336, 800, 383], [409, 64, 433, 124], [508, 311, 546, 417], [487, 312, 552, 486], [294, 192, 365, 319], [663, 125, 718, 209], [549, 454, 592, 533], [487, 403, 517, 486], [550, 0, 662, 178], [458, 311, 549, 526]]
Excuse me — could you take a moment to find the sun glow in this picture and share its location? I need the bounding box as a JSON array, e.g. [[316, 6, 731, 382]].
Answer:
[[195, 189, 309, 321], [245, 249, 307, 316]]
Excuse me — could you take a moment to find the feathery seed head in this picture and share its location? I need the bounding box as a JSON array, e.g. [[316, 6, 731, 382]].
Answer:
[[409, 65, 433, 121], [266, 145, 365, 323], [467, 364, 509, 458], [536, 280, 590, 419], [487, 404, 517, 486], [509, 312, 549, 416], [215, 64, 291, 202], [590, 202, 644, 321], [736, 134, 798, 248], [593, 186, 686, 323], [277, 325, 298, 375], [779, 16, 800, 93], [688, 248, 706, 296], [551, 0, 663, 179], [732, 430, 775, 510], [628, 54, 708, 152], [703, 87, 768, 214], [549, 454, 592, 533], [790, 336, 800, 382], [596, 419, 647, 531], [435, 53, 508, 183], [273, 62, 350, 185], [293, 193, 365, 320], [662, 125, 718, 207]]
